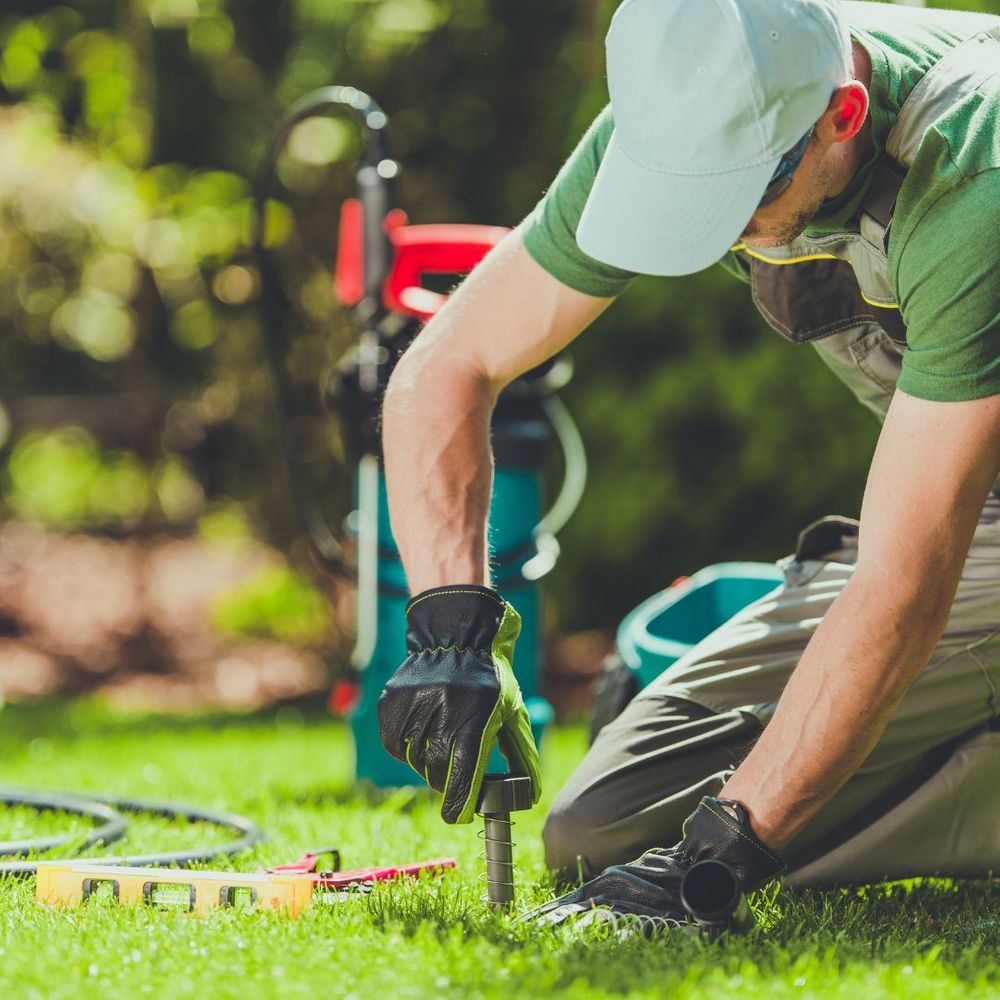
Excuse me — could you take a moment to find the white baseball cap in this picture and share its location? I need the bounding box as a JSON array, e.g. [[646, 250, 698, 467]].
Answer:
[[576, 0, 853, 276]]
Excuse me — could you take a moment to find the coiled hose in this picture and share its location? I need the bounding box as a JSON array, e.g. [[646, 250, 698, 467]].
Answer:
[[0, 788, 264, 878]]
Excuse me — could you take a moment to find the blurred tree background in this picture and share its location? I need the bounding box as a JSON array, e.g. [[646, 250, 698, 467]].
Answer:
[[1, 0, 997, 700]]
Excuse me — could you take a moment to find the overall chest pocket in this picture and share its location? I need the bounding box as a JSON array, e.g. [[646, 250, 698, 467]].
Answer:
[[749, 256, 908, 347]]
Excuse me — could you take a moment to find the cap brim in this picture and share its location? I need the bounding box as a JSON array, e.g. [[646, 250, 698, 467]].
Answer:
[[576, 132, 780, 277]]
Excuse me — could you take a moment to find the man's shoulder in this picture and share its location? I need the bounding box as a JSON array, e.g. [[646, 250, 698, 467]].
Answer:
[[870, 3, 1000, 262], [894, 160, 1000, 261], [890, 55, 1000, 262], [939, 74, 1000, 182], [844, 1, 1000, 42], [519, 102, 636, 299], [847, 1, 1000, 118]]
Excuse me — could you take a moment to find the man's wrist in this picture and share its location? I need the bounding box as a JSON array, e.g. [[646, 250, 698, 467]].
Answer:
[[716, 786, 787, 850], [403, 549, 491, 595], [681, 796, 784, 889], [717, 800, 740, 821], [405, 583, 502, 615], [716, 797, 784, 852]]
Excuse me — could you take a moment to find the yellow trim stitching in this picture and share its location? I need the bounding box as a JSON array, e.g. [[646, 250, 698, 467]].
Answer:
[[730, 245, 900, 311], [407, 588, 504, 611], [730, 243, 838, 265], [860, 291, 899, 310]]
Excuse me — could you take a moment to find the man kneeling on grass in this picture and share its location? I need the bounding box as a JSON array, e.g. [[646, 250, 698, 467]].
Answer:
[[375, 0, 1000, 930]]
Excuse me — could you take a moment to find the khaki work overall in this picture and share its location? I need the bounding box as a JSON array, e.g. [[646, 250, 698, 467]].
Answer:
[[544, 26, 1000, 887]]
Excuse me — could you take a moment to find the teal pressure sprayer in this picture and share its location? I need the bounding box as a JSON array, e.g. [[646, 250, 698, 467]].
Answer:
[[253, 87, 584, 786]]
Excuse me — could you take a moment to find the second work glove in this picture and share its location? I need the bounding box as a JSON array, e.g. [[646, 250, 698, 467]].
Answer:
[[377, 585, 542, 824], [526, 797, 783, 936]]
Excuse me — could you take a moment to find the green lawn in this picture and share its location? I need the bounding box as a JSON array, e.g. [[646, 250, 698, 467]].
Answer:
[[0, 701, 997, 999]]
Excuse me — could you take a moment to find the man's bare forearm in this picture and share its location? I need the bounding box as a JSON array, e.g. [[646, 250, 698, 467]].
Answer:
[[721, 569, 950, 849], [725, 390, 1000, 853], [382, 348, 498, 594], [380, 232, 614, 597]]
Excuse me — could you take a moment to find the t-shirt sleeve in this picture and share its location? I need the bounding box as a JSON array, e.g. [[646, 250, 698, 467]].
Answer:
[[519, 104, 638, 298], [895, 169, 1000, 402]]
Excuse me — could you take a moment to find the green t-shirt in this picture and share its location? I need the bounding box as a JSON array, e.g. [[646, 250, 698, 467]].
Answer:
[[520, 2, 1000, 403]]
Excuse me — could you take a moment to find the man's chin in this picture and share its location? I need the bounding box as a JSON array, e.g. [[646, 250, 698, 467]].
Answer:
[[741, 225, 806, 248], [740, 203, 821, 248]]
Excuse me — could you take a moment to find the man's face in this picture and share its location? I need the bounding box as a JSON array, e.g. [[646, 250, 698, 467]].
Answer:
[[739, 134, 843, 248]]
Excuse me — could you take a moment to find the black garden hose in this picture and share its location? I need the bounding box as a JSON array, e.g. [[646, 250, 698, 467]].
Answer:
[[0, 789, 128, 859], [0, 788, 265, 878]]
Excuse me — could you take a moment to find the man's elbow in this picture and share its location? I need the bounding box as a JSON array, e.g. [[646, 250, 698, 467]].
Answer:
[[384, 335, 495, 417]]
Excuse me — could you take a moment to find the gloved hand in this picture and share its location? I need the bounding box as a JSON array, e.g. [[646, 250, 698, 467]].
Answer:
[[377, 584, 541, 824], [526, 796, 782, 936]]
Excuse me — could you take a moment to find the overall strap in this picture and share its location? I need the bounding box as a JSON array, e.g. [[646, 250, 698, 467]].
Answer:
[[859, 158, 906, 255], [889, 23, 1000, 165], [860, 24, 1000, 255]]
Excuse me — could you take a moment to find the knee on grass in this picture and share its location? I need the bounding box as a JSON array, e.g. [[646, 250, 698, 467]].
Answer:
[[543, 785, 698, 883], [542, 794, 626, 882]]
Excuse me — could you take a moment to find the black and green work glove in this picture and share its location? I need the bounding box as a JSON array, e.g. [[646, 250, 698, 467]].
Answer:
[[525, 797, 783, 935], [377, 584, 542, 824]]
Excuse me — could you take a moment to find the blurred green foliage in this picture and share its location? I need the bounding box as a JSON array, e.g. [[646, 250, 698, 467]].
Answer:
[[1, 0, 998, 634], [5, 426, 202, 529], [211, 564, 332, 644]]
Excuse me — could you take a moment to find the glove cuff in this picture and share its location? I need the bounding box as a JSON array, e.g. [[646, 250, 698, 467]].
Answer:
[[405, 585, 510, 653], [405, 584, 503, 616], [680, 796, 783, 890]]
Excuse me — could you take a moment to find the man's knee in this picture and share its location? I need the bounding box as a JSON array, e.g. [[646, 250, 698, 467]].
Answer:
[[542, 780, 655, 880], [542, 699, 760, 878], [542, 790, 604, 880]]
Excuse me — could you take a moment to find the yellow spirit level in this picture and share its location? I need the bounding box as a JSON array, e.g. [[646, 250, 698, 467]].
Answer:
[[36, 863, 317, 916], [35, 854, 456, 918]]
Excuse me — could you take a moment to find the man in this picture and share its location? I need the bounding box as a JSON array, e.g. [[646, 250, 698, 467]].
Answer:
[[376, 0, 1000, 927]]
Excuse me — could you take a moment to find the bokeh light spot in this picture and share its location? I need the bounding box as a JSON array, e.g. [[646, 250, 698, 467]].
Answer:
[[53, 290, 136, 361], [153, 455, 205, 523], [169, 299, 216, 350], [288, 117, 354, 167], [187, 16, 235, 60], [147, 0, 200, 29], [18, 262, 65, 315], [212, 264, 258, 305], [134, 218, 187, 269], [83, 251, 141, 300]]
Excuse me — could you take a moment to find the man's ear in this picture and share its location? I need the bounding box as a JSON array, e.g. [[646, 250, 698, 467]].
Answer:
[[819, 82, 869, 144]]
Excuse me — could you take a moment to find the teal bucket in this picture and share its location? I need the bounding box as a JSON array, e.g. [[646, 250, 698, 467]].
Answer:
[[617, 562, 785, 690]]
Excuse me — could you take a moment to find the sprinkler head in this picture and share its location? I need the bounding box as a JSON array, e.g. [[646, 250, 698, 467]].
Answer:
[[479, 774, 534, 815], [477, 774, 533, 909]]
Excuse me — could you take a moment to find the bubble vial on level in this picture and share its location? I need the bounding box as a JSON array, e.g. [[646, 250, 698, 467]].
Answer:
[[82, 879, 120, 903], [219, 885, 258, 910], [143, 881, 196, 911]]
